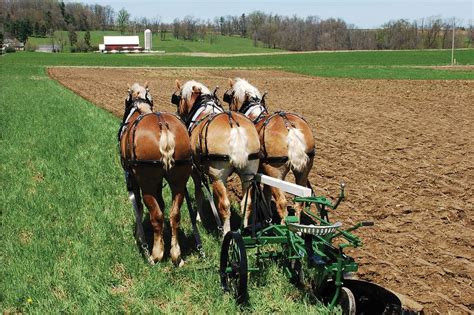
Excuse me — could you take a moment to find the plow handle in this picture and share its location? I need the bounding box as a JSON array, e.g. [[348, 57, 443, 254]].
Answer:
[[331, 182, 345, 210]]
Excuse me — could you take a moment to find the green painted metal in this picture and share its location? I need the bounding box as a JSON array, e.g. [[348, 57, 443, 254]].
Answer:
[[237, 183, 372, 311]]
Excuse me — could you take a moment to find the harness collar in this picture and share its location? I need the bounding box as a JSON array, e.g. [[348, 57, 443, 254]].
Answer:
[[185, 94, 224, 131]]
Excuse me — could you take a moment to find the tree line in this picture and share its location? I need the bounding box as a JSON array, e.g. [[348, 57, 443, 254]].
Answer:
[[1, 0, 472, 51], [170, 13, 472, 50]]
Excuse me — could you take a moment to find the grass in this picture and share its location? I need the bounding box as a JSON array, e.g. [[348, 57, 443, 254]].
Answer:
[[27, 30, 279, 54], [1, 48, 473, 312], [4, 49, 474, 80], [0, 57, 330, 313]]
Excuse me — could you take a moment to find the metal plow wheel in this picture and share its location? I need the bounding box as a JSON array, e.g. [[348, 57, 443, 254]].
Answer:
[[220, 231, 249, 304], [335, 279, 423, 314]]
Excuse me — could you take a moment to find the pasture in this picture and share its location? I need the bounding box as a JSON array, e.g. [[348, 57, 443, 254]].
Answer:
[[1, 50, 473, 313], [27, 31, 279, 54]]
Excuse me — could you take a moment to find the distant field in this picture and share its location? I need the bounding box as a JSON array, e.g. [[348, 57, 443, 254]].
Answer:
[[27, 31, 279, 54], [6, 49, 474, 80]]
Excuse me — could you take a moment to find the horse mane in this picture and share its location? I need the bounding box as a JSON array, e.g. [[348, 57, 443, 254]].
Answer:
[[232, 78, 261, 105], [131, 83, 147, 99], [181, 80, 211, 102]]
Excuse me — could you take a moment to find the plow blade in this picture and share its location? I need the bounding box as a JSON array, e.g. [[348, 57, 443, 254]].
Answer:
[[340, 279, 424, 315]]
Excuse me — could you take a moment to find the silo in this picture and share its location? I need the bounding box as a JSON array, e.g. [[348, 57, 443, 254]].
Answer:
[[144, 29, 152, 51]]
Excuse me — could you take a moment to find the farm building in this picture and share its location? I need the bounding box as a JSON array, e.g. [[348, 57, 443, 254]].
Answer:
[[99, 36, 142, 53]]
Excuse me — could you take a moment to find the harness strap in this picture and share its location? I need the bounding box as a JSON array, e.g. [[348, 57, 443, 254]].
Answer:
[[260, 112, 315, 163], [260, 149, 315, 164], [200, 176, 223, 232], [199, 152, 260, 162], [123, 112, 192, 169], [124, 158, 193, 167], [184, 187, 205, 257]]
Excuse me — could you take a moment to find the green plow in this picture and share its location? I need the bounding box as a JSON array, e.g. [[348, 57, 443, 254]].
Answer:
[[219, 175, 423, 314]]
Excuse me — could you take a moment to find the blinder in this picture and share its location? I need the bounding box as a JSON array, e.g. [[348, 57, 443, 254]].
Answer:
[[223, 89, 234, 104], [125, 88, 154, 109], [171, 92, 181, 106]]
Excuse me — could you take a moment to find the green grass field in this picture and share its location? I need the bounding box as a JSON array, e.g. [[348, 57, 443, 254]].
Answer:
[[1, 49, 473, 313], [6, 48, 474, 79], [27, 30, 279, 54]]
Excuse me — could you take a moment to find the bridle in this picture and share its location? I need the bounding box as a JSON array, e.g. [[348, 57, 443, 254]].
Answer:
[[171, 87, 224, 130], [223, 89, 268, 123], [118, 88, 154, 142], [125, 87, 154, 112]]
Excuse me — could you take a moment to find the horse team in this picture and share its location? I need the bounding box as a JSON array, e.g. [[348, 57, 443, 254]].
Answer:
[[119, 78, 315, 266]]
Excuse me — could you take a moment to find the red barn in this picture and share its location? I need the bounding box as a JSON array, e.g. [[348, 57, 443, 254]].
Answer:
[[100, 36, 142, 53]]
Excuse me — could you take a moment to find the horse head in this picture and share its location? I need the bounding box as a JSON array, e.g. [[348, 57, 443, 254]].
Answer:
[[173, 79, 214, 119], [126, 82, 153, 114], [225, 78, 268, 121]]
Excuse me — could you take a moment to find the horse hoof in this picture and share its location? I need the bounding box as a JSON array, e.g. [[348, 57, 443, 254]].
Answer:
[[174, 259, 185, 267], [148, 256, 156, 265]]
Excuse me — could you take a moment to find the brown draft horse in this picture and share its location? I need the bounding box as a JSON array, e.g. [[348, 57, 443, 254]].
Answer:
[[224, 78, 316, 222], [172, 80, 260, 235], [119, 83, 192, 265]]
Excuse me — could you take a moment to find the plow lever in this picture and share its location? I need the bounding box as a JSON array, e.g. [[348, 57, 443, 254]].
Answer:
[[332, 182, 345, 210]]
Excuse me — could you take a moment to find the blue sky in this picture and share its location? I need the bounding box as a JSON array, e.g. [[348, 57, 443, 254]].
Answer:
[[78, 0, 473, 28]]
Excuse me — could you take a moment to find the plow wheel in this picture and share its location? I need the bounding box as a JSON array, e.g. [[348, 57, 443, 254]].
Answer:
[[339, 287, 356, 315], [220, 231, 248, 304]]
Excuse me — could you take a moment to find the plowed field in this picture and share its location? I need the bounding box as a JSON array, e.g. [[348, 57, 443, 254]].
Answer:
[[48, 67, 473, 314]]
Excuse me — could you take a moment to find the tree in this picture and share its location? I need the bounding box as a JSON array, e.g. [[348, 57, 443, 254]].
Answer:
[[84, 30, 91, 49], [68, 27, 77, 47], [160, 23, 167, 41], [117, 8, 130, 35], [55, 31, 67, 52], [17, 19, 33, 43], [240, 13, 247, 37]]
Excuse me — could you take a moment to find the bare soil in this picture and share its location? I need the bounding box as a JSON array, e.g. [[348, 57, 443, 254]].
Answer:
[[48, 67, 474, 314]]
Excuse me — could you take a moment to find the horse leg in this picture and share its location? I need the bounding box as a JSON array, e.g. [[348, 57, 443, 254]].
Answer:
[[292, 157, 314, 220], [211, 180, 231, 235], [262, 163, 289, 224], [169, 189, 184, 266], [209, 162, 233, 235], [137, 171, 165, 263], [237, 159, 260, 228]]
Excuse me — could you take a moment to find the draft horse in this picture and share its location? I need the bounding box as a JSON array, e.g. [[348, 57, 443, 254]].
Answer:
[[119, 82, 192, 266], [224, 78, 315, 222], [172, 80, 260, 235]]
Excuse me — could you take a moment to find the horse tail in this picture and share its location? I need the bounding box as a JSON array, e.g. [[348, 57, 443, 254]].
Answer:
[[286, 127, 309, 172], [159, 128, 176, 171], [229, 126, 249, 169]]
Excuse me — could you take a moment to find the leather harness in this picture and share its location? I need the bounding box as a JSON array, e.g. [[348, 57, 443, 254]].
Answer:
[[259, 111, 315, 163], [119, 99, 192, 168], [183, 94, 260, 163], [223, 91, 315, 164]]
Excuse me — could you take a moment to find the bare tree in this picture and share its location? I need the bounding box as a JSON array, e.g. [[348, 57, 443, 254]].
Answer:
[[159, 23, 167, 41], [116, 8, 130, 35], [424, 16, 442, 48]]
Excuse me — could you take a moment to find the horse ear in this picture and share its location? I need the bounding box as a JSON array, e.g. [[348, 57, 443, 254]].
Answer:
[[175, 80, 181, 90], [228, 78, 234, 88], [127, 83, 131, 91], [144, 81, 149, 89]]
